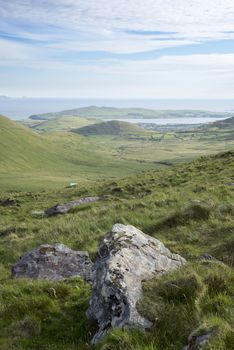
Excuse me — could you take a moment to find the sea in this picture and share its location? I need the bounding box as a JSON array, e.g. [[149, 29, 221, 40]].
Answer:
[[1, 98, 234, 124]]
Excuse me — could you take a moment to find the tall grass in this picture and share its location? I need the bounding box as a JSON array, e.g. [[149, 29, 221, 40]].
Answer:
[[0, 151, 233, 349]]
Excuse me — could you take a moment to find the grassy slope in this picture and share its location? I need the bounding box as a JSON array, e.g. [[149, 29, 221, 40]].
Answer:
[[21, 115, 99, 133], [73, 120, 145, 136], [198, 116, 234, 143], [0, 115, 62, 170], [212, 116, 234, 128], [0, 115, 159, 191], [0, 151, 233, 349], [1, 114, 233, 191]]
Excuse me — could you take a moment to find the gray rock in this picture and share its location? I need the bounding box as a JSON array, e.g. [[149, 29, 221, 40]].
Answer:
[[45, 197, 100, 216], [0, 198, 20, 207], [199, 253, 217, 261], [12, 243, 93, 282], [87, 223, 186, 344], [183, 328, 216, 350]]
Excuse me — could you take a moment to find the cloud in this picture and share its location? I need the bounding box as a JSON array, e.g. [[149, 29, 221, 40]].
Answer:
[[0, 1, 234, 98], [1, 0, 234, 54]]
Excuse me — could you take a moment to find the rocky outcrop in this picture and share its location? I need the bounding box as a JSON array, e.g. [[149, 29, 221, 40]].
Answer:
[[87, 224, 186, 344], [45, 197, 100, 216], [12, 243, 93, 282]]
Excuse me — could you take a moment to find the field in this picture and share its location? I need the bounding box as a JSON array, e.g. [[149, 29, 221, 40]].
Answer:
[[1, 114, 233, 192], [0, 112, 234, 349], [0, 151, 233, 349]]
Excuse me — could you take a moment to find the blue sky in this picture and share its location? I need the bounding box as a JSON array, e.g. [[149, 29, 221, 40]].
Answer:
[[0, 0, 234, 98]]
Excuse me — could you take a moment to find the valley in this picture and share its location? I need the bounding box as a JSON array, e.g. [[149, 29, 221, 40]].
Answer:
[[1, 109, 233, 191], [0, 108, 233, 350], [0, 149, 233, 349], [2, 2, 234, 349]]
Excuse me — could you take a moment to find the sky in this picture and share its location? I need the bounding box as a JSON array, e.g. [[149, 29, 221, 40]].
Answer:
[[0, 0, 234, 98]]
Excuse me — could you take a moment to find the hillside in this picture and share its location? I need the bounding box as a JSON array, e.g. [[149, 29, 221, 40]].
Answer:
[[28, 106, 232, 121], [0, 115, 159, 191], [1, 114, 233, 191], [0, 115, 59, 171], [198, 115, 234, 141], [0, 151, 233, 349], [72, 120, 145, 136], [212, 115, 234, 128], [21, 115, 99, 133]]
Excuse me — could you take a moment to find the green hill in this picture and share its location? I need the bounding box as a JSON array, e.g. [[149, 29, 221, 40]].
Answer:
[[72, 120, 145, 136], [29, 106, 232, 121], [0, 150, 233, 349], [0, 115, 57, 171], [0, 115, 157, 191], [1, 114, 233, 192], [21, 115, 98, 133], [28, 106, 161, 120], [212, 115, 234, 128], [199, 115, 234, 141]]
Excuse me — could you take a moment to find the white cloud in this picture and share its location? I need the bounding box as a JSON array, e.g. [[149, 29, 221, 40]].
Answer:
[[0, 1, 234, 98], [1, 50, 234, 98], [1, 0, 234, 54]]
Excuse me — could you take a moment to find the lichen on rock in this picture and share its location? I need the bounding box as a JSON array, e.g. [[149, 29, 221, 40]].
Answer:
[[87, 223, 186, 344]]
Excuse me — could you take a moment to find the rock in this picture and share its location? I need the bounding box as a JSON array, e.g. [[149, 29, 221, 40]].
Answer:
[[12, 243, 93, 282], [31, 210, 45, 218], [199, 253, 217, 261], [87, 223, 186, 344], [183, 327, 216, 350], [45, 197, 100, 216], [0, 198, 20, 207]]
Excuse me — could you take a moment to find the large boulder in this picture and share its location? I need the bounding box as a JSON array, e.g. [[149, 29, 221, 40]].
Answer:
[[12, 243, 93, 282], [87, 224, 186, 344], [45, 197, 100, 216]]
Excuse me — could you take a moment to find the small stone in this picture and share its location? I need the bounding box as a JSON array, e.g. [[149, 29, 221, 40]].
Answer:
[[45, 197, 100, 216], [199, 253, 217, 261], [183, 328, 216, 350], [31, 210, 45, 217]]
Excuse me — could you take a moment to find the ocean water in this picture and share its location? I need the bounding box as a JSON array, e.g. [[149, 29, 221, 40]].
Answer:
[[106, 117, 226, 125], [1, 98, 234, 121]]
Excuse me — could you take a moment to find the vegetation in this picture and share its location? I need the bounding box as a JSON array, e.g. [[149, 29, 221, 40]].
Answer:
[[211, 116, 234, 129], [0, 150, 233, 349], [1, 114, 233, 191], [28, 106, 234, 121], [73, 120, 145, 136], [21, 115, 99, 133], [0, 115, 156, 191]]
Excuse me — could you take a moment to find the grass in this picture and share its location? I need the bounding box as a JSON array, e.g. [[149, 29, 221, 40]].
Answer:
[[1, 114, 233, 191], [0, 150, 233, 349], [73, 120, 145, 136], [0, 115, 158, 191], [21, 115, 99, 133], [136, 261, 234, 350]]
